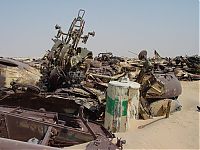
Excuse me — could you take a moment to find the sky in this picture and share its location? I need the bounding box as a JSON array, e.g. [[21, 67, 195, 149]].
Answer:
[[0, 0, 199, 58]]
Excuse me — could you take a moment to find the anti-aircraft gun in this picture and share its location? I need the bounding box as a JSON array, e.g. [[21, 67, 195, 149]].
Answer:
[[41, 9, 95, 91], [35, 9, 107, 121]]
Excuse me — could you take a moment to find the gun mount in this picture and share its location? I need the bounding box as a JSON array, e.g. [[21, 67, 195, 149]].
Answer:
[[54, 9, 95, 48], [41, 9, 94, 91]]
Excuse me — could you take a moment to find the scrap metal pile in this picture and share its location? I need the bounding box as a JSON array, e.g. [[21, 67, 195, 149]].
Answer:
[[0, 9, 125, 149], [149, 50, 200, 81], [0, 9, 198, 149], [173, 55, 200, 80]]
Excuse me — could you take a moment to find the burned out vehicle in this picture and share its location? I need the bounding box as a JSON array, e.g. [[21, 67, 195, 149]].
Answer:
[[0, 84, 124, 149], [136, 50, 182, 119], [0, 105, 124, 149]]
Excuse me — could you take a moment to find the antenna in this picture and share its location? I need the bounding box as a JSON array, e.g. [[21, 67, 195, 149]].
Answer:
[[128, 50, 138, 56]]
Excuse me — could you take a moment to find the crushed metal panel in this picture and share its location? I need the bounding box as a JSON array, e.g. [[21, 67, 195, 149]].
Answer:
[[146, 73, 182, 99]]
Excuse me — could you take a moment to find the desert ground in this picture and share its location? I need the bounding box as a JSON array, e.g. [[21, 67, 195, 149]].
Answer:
[[66, 81, 199, 150]]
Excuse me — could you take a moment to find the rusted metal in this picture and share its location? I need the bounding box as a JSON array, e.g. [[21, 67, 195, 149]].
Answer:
[[41, 126, 53, 145], [136, 50, 182, 119], [165, 100, 171, 118], [0, 105, 115, 148], [141, 73, 182, 99], [2, 8, 199, 149]]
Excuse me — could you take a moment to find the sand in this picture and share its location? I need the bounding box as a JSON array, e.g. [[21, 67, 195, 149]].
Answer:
[[116, 81, 200, 149], [65, 81, 200, 149]]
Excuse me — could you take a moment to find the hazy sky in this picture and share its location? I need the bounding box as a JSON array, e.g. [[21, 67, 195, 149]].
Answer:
[[0, 0, 199, 58]]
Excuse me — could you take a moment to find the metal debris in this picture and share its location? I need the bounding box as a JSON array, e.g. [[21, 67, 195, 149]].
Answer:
[[0, 105, 121, 148], [0, 58, 41, 87], [136, 50, 182, 119], [0, 9, 199, 149]]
